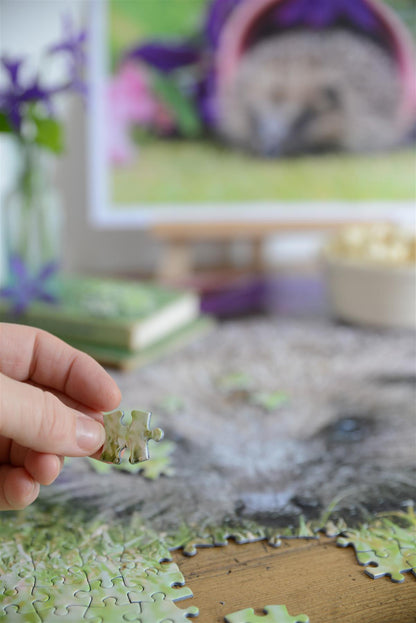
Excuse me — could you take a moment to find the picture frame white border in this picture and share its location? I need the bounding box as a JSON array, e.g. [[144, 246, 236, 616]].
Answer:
[[87, 0, 415, 230]]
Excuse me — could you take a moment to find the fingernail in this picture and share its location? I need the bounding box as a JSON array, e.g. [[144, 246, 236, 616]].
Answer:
[[24, 476, 39, 499], [76, 416, 105, 452]]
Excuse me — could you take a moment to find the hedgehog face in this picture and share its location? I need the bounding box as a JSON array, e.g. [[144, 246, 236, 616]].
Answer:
[[218, 30, 405, 156], [244, 73, 344, 156]]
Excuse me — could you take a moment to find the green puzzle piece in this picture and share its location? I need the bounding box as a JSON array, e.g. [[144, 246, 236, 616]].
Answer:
[[337, 514, 416, 583], [101, 409, 164, 464], [89, 440, 175, 479], [138, 592, 199, 622], [225, 604, 309, 623]]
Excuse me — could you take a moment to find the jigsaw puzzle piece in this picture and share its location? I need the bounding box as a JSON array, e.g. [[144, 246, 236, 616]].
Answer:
[[1, 603, 41, 622], [100, 409, 163, 464], [338, 527, 416, 582], [127, 565, 193, 604], [382, 520, 416, 557], [0, 568, 35, 611], [34, 604, 88, 622], [81, 556, 123, 589], [101, 410, 127, 463], [337, 528, 391, 558], [363, 541, 415, 583], [128, 410, 164, 463], [138, 592, 199, 622], [182, 522, 266, 557], [224, 604, 309, 623], [74, 576, 130, 609], [83, 597, 141, 622]]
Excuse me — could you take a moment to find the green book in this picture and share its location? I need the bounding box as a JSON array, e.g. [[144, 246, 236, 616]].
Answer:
[[0, 275, 200, 351], [67, 316, 215, 371]]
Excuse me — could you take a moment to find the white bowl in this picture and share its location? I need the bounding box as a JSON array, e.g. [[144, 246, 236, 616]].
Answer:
[[324, 256, 416, 329]]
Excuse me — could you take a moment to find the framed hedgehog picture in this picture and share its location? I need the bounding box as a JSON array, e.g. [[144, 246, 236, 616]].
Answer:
[[88, 0, 416, 227]]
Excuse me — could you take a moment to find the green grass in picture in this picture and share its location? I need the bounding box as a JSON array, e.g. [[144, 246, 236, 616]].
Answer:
[[111, 142, 416, 204], [109, 0, 207, 62]]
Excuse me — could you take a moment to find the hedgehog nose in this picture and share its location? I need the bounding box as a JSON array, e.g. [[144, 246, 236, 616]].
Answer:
[[251, 112, 289, 157]]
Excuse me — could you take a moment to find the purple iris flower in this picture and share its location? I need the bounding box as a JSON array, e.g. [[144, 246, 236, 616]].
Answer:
[[47, 14, 88, 96], [124, 41, 201, 74], [274, 0, 379, 32], [0, 57, 51, 131], [0, 256, 58, 315]]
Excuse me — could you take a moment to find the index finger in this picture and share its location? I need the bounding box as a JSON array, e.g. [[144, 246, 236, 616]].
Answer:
[[0, 323, 121, 412]]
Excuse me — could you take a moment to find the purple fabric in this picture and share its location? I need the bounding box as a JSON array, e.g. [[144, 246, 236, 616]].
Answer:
[[273, 0, 379, 32], [195, 68, 218, 127], [204, 0, 245, 49], [201, 276, 268, 317], [0, 255, 58, 315], [124, 42, 201, 74], [200, 274, 327, 318]]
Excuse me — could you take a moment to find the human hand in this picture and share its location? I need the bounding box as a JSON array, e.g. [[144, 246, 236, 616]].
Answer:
[[0, 323, 121, 510]]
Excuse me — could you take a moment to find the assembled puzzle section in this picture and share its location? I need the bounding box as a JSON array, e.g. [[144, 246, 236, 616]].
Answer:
[[100, 409, 164, 464], [0, 508, 198, 622], [337, 513, 416, 583]]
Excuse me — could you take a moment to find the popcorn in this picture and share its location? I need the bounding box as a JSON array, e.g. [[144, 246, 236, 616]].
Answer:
[[325, 224, 416, 266]]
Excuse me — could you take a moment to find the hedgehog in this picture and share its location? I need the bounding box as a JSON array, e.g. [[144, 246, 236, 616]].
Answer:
[[218, 29, 412, 156]]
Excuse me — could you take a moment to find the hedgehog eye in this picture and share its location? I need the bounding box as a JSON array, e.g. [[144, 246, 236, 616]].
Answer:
[[322, 86, 340, 107]]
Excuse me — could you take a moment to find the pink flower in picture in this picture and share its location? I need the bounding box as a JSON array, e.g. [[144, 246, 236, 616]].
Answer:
[[107, 61, 173, 165]]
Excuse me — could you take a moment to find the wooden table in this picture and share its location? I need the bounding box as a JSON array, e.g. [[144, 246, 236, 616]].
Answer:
[[151, 220, 371, 279], [172, 537, 415, 622]]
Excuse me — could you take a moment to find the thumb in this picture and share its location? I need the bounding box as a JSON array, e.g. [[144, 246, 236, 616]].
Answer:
[[0, 373, 105, 457]]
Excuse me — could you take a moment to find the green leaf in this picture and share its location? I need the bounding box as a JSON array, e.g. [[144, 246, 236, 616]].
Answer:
[[0, 111, 13, 133], [33, 116, 64, 153], [252, 391, 289, 411], [151, 72, 202, 138]]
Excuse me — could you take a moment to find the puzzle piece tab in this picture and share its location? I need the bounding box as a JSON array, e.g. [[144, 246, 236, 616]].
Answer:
[[138, 592, 199, 622], [101, 410, 163, 464], [127, 565, 193, 604], [225, 604, 309, 623], [83, 597, 141, 622]]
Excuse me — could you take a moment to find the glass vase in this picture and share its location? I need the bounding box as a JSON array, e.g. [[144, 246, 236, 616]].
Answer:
[[1, 141, 63, 291]]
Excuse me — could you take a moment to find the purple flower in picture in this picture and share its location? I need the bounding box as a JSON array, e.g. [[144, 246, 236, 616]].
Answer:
[[0, 256, 58, 315], [0, 57, 52, 131], [124, 41, 201, 74]]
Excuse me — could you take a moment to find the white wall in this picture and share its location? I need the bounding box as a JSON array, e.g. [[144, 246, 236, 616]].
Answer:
[[0, 0, 160, 278]]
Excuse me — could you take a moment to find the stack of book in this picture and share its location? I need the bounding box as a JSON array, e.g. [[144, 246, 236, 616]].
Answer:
[[0, 275, 213, 370]]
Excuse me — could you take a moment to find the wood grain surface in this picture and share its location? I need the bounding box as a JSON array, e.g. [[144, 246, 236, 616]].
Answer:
[[173, 537, 416, 623]]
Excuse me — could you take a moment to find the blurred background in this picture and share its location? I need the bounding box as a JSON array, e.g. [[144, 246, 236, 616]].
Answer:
[[0, 0, 415, 365]]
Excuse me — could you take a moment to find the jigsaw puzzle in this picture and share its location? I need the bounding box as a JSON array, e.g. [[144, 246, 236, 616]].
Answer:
[[100, 409, 164, 464], [166, 519, 270, 557], [337, 510, 416, 582], [1, 318, 415, 620], [224, 604, 309, 623], [0, 507, 196, 622], [167, 516, 318, 556]]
